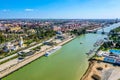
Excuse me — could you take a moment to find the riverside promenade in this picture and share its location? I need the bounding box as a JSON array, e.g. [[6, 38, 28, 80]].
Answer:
[[0, 36, 75, 78]]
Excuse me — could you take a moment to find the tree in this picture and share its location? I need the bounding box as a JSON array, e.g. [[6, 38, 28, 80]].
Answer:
[[0, 33, 5, 43]]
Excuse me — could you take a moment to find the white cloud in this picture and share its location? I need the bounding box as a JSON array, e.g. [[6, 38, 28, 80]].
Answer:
[[25, 9, 34, 11], [2, 9, 10, 12]]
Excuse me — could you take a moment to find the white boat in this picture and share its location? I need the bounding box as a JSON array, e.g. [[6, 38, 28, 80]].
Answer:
[[44, 46, 62, 57]]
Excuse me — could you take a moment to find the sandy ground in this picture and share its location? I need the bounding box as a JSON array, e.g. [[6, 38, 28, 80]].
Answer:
[[40, 45, 51, 51], [81, 61, 120, 80], [107, 66, 120, 80], [0, 36, 75, 78], [53, 39, 62, 44]]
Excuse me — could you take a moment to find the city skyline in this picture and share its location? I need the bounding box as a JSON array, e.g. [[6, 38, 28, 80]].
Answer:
[[0, 0, 120, 19]]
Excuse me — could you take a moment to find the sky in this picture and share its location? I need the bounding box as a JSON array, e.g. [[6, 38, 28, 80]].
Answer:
[[0, 0, 120, 19]]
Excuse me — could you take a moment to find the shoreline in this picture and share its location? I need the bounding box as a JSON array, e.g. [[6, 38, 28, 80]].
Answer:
[[80, 60, 95, 80], [80, 23, 120, 80], [80, 60, 120, 80], [0, 36, 75, 78]]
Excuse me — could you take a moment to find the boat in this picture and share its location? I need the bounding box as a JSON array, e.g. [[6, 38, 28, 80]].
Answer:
[[80, 42, 83, 44], [44, 46, 62, 57]]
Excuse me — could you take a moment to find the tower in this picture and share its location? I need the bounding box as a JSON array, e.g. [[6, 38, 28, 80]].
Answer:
[[19, 36, 23, 47]]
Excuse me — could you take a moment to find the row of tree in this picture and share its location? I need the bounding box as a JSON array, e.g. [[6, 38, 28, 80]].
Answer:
[[70, 28, 86, 35], [0, 32, 5, 43], [100, 26, 120, 50]]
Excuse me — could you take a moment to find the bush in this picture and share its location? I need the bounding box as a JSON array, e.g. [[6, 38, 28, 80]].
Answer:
[[91, 74, 101, 80], [96, 67, 103, 71]]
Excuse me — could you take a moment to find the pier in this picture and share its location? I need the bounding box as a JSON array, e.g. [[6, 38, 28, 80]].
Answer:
[[86, 39, 104, 56]]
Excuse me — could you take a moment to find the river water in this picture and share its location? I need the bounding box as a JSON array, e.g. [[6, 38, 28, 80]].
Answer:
[[3, 23, 120, 80]]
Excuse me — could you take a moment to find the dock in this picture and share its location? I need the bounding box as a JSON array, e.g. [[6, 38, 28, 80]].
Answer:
[[86, 39, 104, 56]]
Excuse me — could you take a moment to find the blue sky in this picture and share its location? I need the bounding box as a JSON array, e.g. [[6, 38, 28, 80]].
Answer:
[[0, 0, 120, 19]]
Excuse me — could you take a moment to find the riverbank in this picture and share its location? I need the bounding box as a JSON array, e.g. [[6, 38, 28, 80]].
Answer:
[[80, 60, 120, 80], [0, 36, 75, 78], [80, 23, 120, 80], [80, 60, 95, 80]]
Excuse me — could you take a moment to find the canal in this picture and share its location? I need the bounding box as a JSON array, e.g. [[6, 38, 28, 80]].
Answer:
[[3, 23, 120, 80]]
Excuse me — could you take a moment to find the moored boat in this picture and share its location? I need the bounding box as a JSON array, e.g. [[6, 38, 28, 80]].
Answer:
[[44, 46, 62, 57]]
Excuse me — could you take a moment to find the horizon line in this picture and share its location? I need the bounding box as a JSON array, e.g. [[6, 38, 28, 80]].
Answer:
[[0, 18, 119, 20]]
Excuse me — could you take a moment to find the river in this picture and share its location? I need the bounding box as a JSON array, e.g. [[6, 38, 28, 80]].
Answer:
[[2, 23, 120, 80]]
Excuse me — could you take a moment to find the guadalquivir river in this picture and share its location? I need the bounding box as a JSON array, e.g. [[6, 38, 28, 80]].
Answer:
[[3, 23, 120, 80]]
